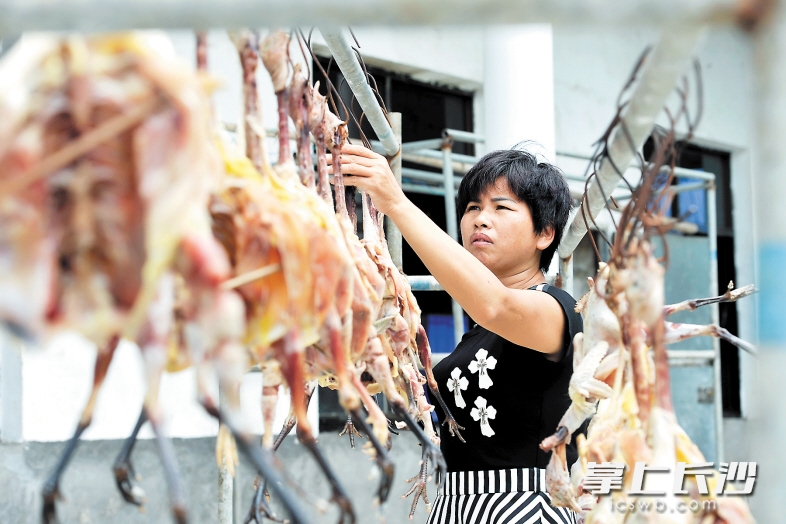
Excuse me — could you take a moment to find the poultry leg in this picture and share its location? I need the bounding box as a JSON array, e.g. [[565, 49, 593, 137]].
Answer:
[[42, 335, 120, 524], [112, 407, 148, 506]]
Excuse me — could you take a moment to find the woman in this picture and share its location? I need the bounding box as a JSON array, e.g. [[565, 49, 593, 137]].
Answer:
[[330, 145, 583, 524]]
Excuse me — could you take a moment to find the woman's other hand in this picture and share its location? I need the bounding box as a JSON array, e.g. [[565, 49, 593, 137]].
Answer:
[[326, 143, 406, 216]]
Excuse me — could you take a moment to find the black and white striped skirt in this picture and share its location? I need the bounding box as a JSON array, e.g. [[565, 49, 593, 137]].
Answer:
[[426, 468, 578, 524]]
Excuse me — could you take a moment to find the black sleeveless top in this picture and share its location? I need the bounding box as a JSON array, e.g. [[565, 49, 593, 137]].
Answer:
[[431, 284, 584, 472]]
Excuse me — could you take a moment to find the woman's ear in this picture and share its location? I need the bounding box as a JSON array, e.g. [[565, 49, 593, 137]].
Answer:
[[536, 226, 555, 251]]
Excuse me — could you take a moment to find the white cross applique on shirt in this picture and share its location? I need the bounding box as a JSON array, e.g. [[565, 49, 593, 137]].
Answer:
[[470, 396, 497, 437], [468, 348, 497, 389], [447, 367, 469, 408]]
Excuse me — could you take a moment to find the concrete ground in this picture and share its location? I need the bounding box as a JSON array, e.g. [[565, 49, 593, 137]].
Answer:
[[0, 430, 433, 524]]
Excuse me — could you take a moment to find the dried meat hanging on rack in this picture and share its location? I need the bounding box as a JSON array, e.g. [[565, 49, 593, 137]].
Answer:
[[0, 32, 311, 524], [538, 76, 756, 523]]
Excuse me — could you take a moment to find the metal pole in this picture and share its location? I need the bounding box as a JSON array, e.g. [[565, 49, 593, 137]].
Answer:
[[442, 138, 465, 347], [658, 168, 723, 461], [660, 169, 723, 461], [443, 129, 485, 145], [400, 183, 448, 196], [441, 138, 458, 243], [386, 112, 403, 271], [402, 167, 461, 187], [706, 179, 724, 464], [407, 275, 444, 291], [401, 138, 444, 152], [321, 29, 399, 156], [751, 3, 786, 520], [558, 253, 573, 296], [401, 151, 476, 173], [0, 0, 746, 33], [557, 27, 707, 261], [217, 390, 232, 524], [407, 148, 478, 165], [218, 449, 233, 524]]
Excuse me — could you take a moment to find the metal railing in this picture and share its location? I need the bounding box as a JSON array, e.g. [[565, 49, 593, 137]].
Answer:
[[661, 169, 725, 464], [400, 129, 485, 348]]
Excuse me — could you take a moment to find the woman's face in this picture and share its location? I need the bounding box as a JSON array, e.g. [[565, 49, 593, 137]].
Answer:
[[459, 177, 553, 277]]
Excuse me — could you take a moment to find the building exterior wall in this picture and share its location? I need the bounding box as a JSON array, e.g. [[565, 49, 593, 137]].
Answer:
[[553, 25, 758, 425]]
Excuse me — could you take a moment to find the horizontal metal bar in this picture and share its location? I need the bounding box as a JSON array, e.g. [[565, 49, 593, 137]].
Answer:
[[562, 172, 631, 186], [667, 349, 715, 366], [402, 167, 461, 187], [371, 139, 477, 172], [264, 126, 297, 138], [564, 171, 707, 198], [559, 160, 714, 185], [402, 138, 444, 152], [401, 182, 448, 196], [0, 0, 742, 33], [443, 129, 485, 144], [410, 148, 479, 164], [431, 353, 449, 363], [669, 181, 707, 194], [596, 174, 709, 198], [401, 132, 482, 154], [401, 182, 445, 197], [403, 152, 475, 173], [559, 159, 715, 183], [670, 165, 716, 181], [406, 275, 444, 291]]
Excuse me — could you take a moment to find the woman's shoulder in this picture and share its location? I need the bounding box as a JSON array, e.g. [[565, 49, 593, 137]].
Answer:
[[538, 284, 582, 327], [535, 282, 577, 304], [526, 283, 583, 363]]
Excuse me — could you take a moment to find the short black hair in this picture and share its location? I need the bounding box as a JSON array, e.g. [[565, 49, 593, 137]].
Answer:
[[456, 148, 573, 271]]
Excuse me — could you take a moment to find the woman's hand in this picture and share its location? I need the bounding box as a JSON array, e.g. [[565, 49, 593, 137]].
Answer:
[[326, 143, 406, 216]]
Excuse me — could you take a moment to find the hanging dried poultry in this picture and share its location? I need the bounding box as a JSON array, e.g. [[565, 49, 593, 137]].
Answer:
[[214, 30, 404, 524], [539, 153, 756, 523], [540, 273, 756, 457], [0, 33, 310, 524], [300, 36, 461, 515], [120, 34, 378, 524], [232, 28, 456, 520], [303, 49, 462, 507], [257, 28, 395, 458], [355, 187, 461, 516], [304, 72, 394, 454], [211, 153, 362, 524], [270, 30, 452, 516]]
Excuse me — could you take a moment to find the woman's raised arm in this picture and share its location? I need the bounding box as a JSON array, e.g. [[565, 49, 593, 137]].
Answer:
[[328, 143, 565, 355]]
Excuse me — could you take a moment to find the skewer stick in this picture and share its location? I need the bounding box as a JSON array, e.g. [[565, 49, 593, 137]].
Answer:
[[663, 282, 756, 316], [221, 263, 281, 290], [1, 96, 162, 196]]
